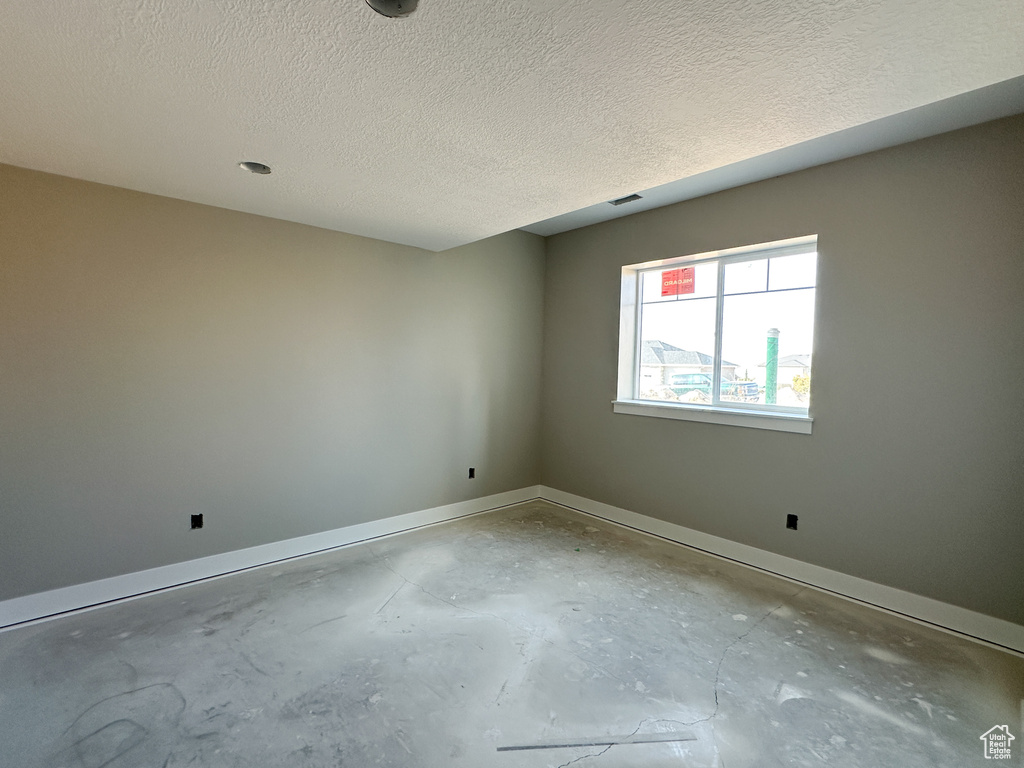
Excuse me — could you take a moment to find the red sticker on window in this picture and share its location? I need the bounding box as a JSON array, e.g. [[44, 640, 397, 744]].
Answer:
[[661, 268, 679, 296], [661, 267, 695, 296], [678, 267, 694, 294]]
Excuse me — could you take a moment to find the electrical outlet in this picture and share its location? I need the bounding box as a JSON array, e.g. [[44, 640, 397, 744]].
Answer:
[[786, 514, 798, 530], [468, 467, 475, 479], [191, 514, 204, 530]]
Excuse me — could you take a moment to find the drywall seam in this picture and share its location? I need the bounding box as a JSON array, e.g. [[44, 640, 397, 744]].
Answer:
[[537, 486, 1024, 657], [0, 486, 544, 632]]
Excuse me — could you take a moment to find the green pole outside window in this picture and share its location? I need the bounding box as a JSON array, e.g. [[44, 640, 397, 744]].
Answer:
[[766, 328, 779, 404]]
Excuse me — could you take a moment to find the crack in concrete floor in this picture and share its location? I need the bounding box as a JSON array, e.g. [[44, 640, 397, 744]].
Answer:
[[373, 548, 644, 692], [373, 536, 813, 765]]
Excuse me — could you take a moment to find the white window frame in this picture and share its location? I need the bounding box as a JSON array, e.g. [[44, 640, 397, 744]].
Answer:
[[614, 235, 817, 434]]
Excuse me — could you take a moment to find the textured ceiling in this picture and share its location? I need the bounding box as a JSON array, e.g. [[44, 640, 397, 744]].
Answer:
[[1, 0, 1022, 251]]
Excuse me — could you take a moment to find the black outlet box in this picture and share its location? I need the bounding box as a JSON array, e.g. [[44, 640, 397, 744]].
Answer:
[[468, 467, 475, 479], [191, 514, 204, 530], [786, 514, 798, 530]]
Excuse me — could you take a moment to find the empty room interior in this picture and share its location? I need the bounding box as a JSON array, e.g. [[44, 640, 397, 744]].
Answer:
[[1, 2, 1023, 766]]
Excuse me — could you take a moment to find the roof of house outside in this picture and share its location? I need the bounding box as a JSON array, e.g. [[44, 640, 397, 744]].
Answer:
[[641, 340, 736, 368], [778, 354, 812, 367]]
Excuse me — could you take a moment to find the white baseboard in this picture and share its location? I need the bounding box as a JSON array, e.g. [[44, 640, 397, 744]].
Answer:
[[5, 484, 1021, 657], [0, 486, 543, 631], [537, 486, 1024, 657]]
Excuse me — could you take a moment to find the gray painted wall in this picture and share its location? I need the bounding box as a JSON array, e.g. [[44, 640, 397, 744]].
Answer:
[[540, 115, 1024, 625], [0, 165, 545, 600], [4, 116, 1023, 627]]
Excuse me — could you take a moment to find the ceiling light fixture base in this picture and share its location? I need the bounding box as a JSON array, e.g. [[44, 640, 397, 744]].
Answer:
[[365, 0, 418, 18], [239, 161, 272, 175]]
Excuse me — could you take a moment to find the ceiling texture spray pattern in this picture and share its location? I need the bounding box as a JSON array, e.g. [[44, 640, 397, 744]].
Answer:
[[1, 0, 1022, 250]]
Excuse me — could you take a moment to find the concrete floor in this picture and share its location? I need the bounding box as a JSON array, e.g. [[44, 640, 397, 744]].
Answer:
[[1, 501, 1021, 767]]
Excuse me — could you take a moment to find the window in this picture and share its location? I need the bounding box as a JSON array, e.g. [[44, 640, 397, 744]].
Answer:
[[615, 236, 817, 434]]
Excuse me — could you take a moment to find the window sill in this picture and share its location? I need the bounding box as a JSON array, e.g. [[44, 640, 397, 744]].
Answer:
[[612, 400, 813, 434]]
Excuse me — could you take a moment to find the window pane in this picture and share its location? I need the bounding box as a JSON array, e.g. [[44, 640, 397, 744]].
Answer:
[[724, 259, 767, 295], [622, 237, 816, 423], [638, 295, 718, 403], [768, 252, 817, 291], [718, 287, 815, 406]]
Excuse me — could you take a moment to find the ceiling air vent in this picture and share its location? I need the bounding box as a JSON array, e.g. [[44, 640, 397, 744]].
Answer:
[[609, 194, 642, 206]]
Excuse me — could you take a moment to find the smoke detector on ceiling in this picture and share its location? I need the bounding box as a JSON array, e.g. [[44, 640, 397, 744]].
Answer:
[[365, 0, 418, 17]]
